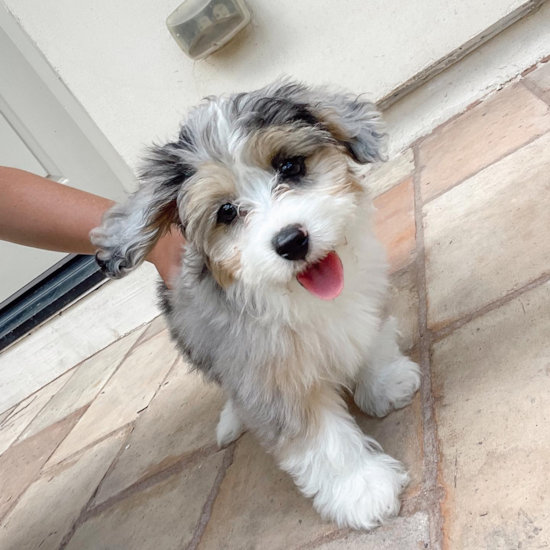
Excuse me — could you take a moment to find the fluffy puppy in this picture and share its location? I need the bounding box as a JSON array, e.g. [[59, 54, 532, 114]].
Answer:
[[91, 80, 421, 530]]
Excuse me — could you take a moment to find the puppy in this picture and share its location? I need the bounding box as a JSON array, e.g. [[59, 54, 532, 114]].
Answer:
[[91, 80, 421, 530]]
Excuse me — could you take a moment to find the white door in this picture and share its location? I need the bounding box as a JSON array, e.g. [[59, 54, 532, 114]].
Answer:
[[0, 104, 67, 305], [0, 16, 131, 307]]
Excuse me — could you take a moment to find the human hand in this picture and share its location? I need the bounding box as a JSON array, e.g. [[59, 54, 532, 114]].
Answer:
[[146, 225, 186, 289]]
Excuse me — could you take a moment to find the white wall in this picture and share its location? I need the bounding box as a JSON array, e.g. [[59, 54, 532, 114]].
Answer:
[[3, 0, 543, 173], [384, 0, 550, 155]]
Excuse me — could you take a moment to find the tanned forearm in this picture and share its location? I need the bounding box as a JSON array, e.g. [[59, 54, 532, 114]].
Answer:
[[0, 167, 185, 287]]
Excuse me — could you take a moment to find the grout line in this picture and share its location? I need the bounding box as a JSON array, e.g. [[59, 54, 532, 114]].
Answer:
[[1, 364, 78, 427], [403, 55, 549, 157], [133, 316, 164, 347], [0, 407, 88, 524], [79, 354, 182, 500], [2, 324, 150, 462], [431, 271, 550, 343], [0, 404, 16, 429], [412, 145, 445, 550], [51, 424, 133, 549], [389, 259, 417, 280], [41, 419, 130, 475], [2, 395, 39, 427], [63, 322, 160, 435], [58, 442, 224, 549], [412, 62, 550, 204], [403, 74, 550, 547], [83, 423, 135, 506], [49, 352, 184, 547], [295, 528, 350, 550], [0, 322, 148, 420], [296, 490, 431, 550], [30, 323, 154, 468], [521, 76, 550, 107], [10, 368, 76, 448], [184, 444, 236, 550], [408, 94, 488, 152], [44, 353, 181, 475], [519, 52, 550, 77], [89, 443, 221, 517], [421, 127, 550, 206], [9, 327, 146, 450], [57, 358, 201, 548], [294, 493, 429, 550], [114, 322, 153, 364], [371, 174, 413, 201]]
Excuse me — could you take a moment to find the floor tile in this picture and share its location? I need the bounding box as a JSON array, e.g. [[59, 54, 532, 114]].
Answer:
[[424, 131, 550, 329], [0, 371, 73, 456], [389, 267, 419, 352], [47, 330, 179, 466], [21, 330, 142, 441], [353, 388, 423, 500], [0, 431, 126, 550], [65, 451, 226, 550], [364, 149, 415, 198], [0, 409, 84, 520], [198, 434, 338, 550], [94, 360, 223, 505], [314, 513, 429, 549], [0, 407, 15, 429], [140, 314, 168, 343], [0, 265, 158, 415], [525, 61, 550, 99], [432, 282, 550, 549], [419, 83, 550, 201], [374, 177, 416, 272]]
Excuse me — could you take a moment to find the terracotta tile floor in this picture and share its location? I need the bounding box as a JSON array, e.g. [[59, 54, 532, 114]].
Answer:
[[2, 62, 550, 550]]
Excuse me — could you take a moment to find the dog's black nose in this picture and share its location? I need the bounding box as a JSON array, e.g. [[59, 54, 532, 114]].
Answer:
[[273, 225, 309, 261]]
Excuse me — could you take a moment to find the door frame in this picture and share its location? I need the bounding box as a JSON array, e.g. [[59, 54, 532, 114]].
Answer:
[[0, 4, 135, 350], [0, 3, 137, 193]]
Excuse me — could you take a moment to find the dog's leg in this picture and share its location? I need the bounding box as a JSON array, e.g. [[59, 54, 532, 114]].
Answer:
[[354, 316, 420, 418], [217, 398, 246, 447], [276, 387, 408, 529]]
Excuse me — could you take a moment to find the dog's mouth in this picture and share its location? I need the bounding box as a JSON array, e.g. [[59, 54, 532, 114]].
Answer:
[[297, 251, 344, 300]]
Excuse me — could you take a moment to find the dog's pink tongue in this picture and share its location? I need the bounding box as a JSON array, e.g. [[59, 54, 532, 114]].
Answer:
[[297, 252, 344, 300]]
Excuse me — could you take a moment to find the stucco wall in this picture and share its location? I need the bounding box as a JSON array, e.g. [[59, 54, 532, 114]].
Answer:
[[3, 0, 542, 171]]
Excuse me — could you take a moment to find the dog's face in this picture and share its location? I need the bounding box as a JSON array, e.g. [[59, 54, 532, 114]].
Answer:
[[181, 107, 367, 296], [92, 81, 386, 298]]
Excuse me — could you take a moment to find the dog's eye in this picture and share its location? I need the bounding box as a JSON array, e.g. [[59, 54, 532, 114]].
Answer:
[[277, 156, 306, 179], [216, 203, 238, 225]]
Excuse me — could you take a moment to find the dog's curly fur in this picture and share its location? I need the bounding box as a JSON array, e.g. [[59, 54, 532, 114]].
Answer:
[[91, 80, 420, 530]]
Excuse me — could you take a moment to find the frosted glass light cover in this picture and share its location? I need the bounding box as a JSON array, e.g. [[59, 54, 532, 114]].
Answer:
[[167, 0, 251, 60]]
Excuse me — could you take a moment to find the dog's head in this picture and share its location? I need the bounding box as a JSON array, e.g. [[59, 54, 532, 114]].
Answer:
[[91, 80, 385, 299]]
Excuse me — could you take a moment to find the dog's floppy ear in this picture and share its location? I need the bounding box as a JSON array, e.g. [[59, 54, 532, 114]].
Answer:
[[311, 90, 387, 164], [270, 81, 386, 164], [91, 140, 193, 279]]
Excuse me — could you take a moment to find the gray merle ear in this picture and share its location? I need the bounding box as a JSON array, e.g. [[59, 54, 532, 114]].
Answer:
[[311, 90, 387, 164], [91, 139, 193, 279], [267, 81, 387, 164]]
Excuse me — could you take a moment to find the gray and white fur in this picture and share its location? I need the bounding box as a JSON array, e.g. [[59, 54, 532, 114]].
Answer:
[[91, 80, 420, 530]]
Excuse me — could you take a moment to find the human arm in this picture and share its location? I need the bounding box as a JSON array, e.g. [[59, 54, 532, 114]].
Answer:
[[0, 167, 184, 286]]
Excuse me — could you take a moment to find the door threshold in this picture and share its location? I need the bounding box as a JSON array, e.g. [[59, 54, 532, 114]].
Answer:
[[0, 255, 106, 351]]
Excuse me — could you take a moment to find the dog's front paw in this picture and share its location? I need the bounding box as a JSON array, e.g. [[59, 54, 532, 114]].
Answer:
[[314, 451, 408, 530], [355, 357, 421, 418], [216, 399, 246, 447]]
